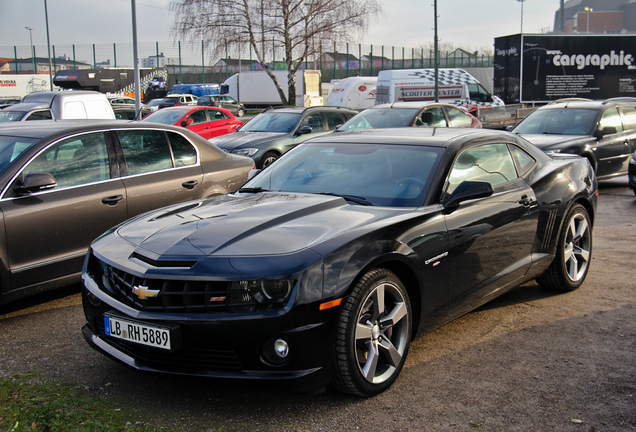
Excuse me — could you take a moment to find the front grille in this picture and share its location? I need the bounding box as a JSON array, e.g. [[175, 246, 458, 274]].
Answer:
[[87, 254, 270, 314], [96, 319, 241, 371]]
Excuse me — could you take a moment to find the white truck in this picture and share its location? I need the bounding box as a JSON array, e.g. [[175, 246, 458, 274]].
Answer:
[[326, 76, 377, 110], [375, 68, 504, 112], [220, 70, 323, 108], [0, 74, 55, 99]]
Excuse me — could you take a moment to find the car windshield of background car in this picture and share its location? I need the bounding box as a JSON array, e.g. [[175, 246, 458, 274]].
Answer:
[[0, 136, 38, 174], [240, 113, 300, 133], [143, 109, 187, 124], [512, 108, 597, 135], [246, 142, 444, 207], [0, 110, 27, 122], [339, 108, 420, 131]]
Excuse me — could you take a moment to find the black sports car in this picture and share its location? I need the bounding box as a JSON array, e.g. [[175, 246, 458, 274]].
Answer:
[[81, 128, 597, 396]]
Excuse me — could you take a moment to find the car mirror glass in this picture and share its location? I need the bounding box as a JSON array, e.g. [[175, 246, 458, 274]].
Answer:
[[298, 125, 312, 135]]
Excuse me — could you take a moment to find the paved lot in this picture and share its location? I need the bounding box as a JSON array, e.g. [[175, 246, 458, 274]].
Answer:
[[0, 178, 634, 432]]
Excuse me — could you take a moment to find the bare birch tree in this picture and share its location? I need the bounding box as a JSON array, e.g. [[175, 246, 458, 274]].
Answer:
[[170, 0, 381, 105]]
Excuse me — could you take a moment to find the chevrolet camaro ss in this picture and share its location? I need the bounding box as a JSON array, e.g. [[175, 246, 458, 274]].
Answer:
[[81, 128, 597, 397]]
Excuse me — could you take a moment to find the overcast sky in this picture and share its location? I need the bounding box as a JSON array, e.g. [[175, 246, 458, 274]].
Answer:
[[1, 0, 559, 55]]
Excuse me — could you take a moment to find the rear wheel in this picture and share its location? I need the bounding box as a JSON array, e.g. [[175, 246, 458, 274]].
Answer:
[[237, 108, 245, 117], [332, 269, 411, 397], [537, 204, 592, 291]]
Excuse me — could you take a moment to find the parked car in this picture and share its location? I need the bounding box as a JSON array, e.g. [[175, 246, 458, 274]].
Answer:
[[510, 98, 636, 179], [0, 98, 21, 110], [197, 95, 246, 117], [628, 151, 636, 195], [157, 94, 198, 109], [113, 106, 153, 120], [146, 98, 163, 112], [108, 96, 150, 111], [209, 106, 358, 168], [336, 102, 482, 131], [0, 120, 254, 305], [0, 90, 115, 121], [81, 127, 597, 396], [142, 106, 242, 139]]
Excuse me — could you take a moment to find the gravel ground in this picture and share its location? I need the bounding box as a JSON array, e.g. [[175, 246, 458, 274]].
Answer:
[[1, 179, 634, 432]]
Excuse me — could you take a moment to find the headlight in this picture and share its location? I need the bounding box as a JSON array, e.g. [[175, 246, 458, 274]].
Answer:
[[230, 280, 295, 304], [231, 148, 259, 157]]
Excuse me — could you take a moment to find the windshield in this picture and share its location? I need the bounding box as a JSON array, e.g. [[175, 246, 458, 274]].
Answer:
[[512, 108, 597, 135], [338, 107, 420, 131], [143, 109, 185, 124], [0, 135, 38, 174], [0, 110, 27, 122], [240, 112, 301, 133], [245, 141, 444, 207]]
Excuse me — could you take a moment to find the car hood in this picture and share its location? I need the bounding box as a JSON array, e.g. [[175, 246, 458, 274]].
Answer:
[[515, 133, 589, 149], [115, 192, 414, 258], [211, 131, 286, 150]]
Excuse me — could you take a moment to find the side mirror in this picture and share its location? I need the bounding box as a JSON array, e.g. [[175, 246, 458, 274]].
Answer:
[[236, 125, 242, 132], [181, 118, 194, 127], [297, 125, 312, 135], [16, 172, 57, 194], [246, 169, 261, 181], [596, 126, 617, 139], [443, 181, 493, 212]]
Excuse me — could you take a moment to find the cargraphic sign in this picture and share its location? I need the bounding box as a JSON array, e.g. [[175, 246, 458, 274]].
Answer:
[[494, 34, 636, 103]]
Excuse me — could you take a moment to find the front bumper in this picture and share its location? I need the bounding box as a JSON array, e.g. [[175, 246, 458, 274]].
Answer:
[[81, 273, 338, 390]]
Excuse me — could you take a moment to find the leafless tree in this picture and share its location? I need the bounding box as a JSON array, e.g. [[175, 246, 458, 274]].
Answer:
[[170, 0, 381, 105]]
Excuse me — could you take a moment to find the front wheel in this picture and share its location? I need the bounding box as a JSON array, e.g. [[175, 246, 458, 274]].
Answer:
[[259, 151, 279, 169], [537, 204, 592, 291], [332, 269, 412, 397], [237, 108, 245, 117]]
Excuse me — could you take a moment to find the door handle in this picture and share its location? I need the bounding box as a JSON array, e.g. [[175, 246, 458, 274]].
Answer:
[[102, 195, 124, 206], [182, 180, 199, 189]]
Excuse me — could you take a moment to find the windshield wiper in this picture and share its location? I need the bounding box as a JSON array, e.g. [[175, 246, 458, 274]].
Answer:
[[237, 187, 269, 193], [316, 192, 373, 206]]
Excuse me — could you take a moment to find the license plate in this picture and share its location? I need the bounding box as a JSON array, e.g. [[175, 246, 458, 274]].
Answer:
[[104, 315, 171, 350]]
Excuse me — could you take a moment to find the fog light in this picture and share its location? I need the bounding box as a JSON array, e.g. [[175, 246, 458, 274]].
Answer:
[[274, 338, 289, 358]]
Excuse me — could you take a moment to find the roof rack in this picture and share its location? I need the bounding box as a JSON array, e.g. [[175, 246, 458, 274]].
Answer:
[[547, 98, 592, 105], [601, 97, 636, 104]]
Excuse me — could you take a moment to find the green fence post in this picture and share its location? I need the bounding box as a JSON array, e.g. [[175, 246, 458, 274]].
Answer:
[[381, 45, 384, 71], [113, 43, 117, 68], [358, 44, 361, 75], [13, 46, 18, 72], [392, 46, 394, 70], [346, 43, 349, 77], [73, 45, 76, 69], [52, 45, 56, 73], [333, 41, 337, 81], [402, 47, 404, 69], [370, 45, 373, 76], [178, 41, 182, 83], [93, 44, 96, 69], [201, 40, 205, 83], [156, 42, 159, 69]]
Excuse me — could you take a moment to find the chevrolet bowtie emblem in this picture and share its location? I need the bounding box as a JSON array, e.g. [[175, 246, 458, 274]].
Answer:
[[132, 285, 160, 300]]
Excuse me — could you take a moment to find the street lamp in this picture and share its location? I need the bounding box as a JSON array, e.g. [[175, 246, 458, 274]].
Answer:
[[25, 26, 35, 73], [517, 0, 526, 34], [585, 7, 593, 34]]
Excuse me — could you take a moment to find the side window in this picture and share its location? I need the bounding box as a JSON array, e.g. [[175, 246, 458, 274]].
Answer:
[[22, 132, 110, 189], [207, 109, 228, 122], [63, 101, 88, 119], [619, 106, 636, 130], [509, 144, 536, 176], [167, 132, 197, 167], [598, 107, 623, 134], [188, 110, 207, 125], [25, 110, 53, 121], [117, 130, 173, 175], [324, 112, 346, 130], [418, 107, 447, 127], [302, 113, 324, 132], [445, 107, 473, 127], [446, 143, 518, 195]]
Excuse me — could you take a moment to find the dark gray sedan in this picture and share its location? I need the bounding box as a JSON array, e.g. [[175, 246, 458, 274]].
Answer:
[[0, 120, 254, 304]]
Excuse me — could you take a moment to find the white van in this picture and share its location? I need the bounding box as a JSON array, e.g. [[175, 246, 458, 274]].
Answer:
[[326, 76, 378, 110], [3, 90, 115, 121], [375, 69, 504, 111]]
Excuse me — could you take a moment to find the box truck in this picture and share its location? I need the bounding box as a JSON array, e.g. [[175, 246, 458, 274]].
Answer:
[[326, 76, 377, 110], [494, 34, 636, 104], [220, 70, 322, 108], [375, 68, 504, 112]]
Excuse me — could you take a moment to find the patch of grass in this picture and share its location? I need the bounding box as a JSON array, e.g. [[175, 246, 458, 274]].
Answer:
[[0, 373, 176, 432]]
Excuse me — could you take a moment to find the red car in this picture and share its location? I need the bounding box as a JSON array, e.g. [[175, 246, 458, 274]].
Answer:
[[142, 106, 242, 139]]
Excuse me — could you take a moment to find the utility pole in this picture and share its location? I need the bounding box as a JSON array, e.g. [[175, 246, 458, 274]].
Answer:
[[434, 0, 439, 102], [26, 26, 35, 73]]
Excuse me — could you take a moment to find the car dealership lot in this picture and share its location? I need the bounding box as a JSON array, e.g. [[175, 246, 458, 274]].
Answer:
[[0, 179, 634, 431]]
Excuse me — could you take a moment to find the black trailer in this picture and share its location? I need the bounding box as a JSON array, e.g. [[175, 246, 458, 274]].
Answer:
[[494, 34, 636, 104]]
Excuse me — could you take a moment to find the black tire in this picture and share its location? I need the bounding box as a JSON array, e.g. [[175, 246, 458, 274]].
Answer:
[[259, 151, 279, 169], [332, 268, 412, 397], [537, 204, 592, 292]]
